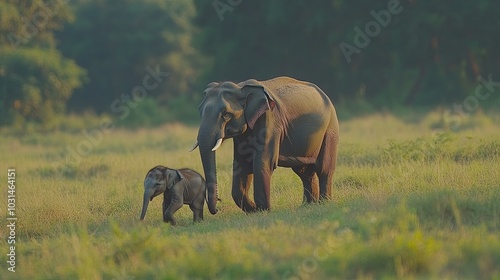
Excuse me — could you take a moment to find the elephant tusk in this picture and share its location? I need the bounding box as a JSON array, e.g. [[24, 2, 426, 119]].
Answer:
[[189, 141, 199, 152], [211, 138, 223, 151]]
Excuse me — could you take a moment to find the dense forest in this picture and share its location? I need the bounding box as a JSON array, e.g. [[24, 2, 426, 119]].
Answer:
[[1, 0, 499, 127]]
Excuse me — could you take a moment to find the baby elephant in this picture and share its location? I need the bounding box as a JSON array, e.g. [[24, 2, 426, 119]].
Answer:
[[140, 165, 206, 225]]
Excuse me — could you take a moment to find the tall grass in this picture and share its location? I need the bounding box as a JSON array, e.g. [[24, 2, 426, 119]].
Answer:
[[1, 112, 499, 279]]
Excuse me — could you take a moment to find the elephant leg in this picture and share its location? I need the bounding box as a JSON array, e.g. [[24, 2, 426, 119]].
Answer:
[[163, 198, 183, 225], [316, 130, 339, 200], [162, 192, 172, 217], [252, 161, 274, 211], [253, 170, 272, 211], [252, 137, 279, 211], [292, 165, 319, 203], [190, 191, 205, 222], [189, 204, 204, 222], [232, 160, 257, 212]]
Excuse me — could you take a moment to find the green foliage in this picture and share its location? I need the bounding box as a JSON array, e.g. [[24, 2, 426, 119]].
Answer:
[[195, 0, 500, 108], [115, 97, 169, 129], [1, 0, 500, 130], [114, 96, 200, 128], [164, 94, 200, 124], [1, 113, 499, 279], [37, 163, 110, 180], [0, 48, 86, 126], [0, 0, 86, 127], [4, 1, 500, 127], [58, 0, 203, 113], [337, 115, 500, 168], [383, 131, 456, 163], [408, 189, 500, 230]]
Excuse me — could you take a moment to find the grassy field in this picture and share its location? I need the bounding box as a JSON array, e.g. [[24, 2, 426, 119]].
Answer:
[[1, 111, 500, 279]]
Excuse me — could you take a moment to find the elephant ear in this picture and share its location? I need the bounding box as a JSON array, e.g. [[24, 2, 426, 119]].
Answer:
[[241, 83, 276, 129], [165, 169, 184, 189], [175, 170, 185, 182]]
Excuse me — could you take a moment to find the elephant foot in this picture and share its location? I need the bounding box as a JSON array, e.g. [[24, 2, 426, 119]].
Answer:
[[300, 200, 319, 207], [257, 207, 270, 213], [234, 198, 257, 213], [245, 206, 270, 213], [242, 209, 257, 214], [164, 218, 176, 225], [319, 194, 332, 202], [307, 199, 320, 204]]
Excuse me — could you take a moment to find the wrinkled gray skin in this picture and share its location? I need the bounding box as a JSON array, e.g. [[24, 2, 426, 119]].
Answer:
[[192, 76, 339, 213], [140, 166, 206, 225]]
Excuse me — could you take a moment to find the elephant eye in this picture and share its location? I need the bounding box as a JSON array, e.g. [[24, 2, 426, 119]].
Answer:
[[222, 112, 232, 121]]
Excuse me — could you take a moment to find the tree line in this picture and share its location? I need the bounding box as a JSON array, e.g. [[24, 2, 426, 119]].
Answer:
[[1, 0, 499, 127]]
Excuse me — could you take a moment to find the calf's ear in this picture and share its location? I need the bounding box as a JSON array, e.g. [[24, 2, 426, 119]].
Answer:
[[165, 169, 180, 189], [175, 170, 185, 181]]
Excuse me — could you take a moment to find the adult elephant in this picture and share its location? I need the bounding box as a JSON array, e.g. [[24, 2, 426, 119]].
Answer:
[[191, 76, 339, 214]]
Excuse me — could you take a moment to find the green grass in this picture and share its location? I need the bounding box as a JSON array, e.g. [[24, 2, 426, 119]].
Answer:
[[1, 112, 499, 279]]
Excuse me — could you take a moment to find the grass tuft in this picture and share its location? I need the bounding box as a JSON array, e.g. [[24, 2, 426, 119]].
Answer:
[[1, 111, 499, 279]]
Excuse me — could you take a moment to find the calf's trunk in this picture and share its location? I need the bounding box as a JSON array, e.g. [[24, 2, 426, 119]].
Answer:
[[140, 193, 150, 220]]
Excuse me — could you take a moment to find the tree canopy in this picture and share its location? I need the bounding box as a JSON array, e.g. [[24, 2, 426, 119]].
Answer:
[[57, 0, 202, 113], [0, 0, 85, 126], [196, 0, 500, 107], [1, 0, 499, 127]]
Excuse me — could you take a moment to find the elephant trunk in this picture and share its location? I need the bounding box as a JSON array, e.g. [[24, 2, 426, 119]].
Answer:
[[140, 192, 151, 220], [200, 147, 219, 215], [198, 126, 219, 215]]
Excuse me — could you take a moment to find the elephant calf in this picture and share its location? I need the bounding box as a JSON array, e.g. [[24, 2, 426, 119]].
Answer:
[[140, 166, 206, 225]]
